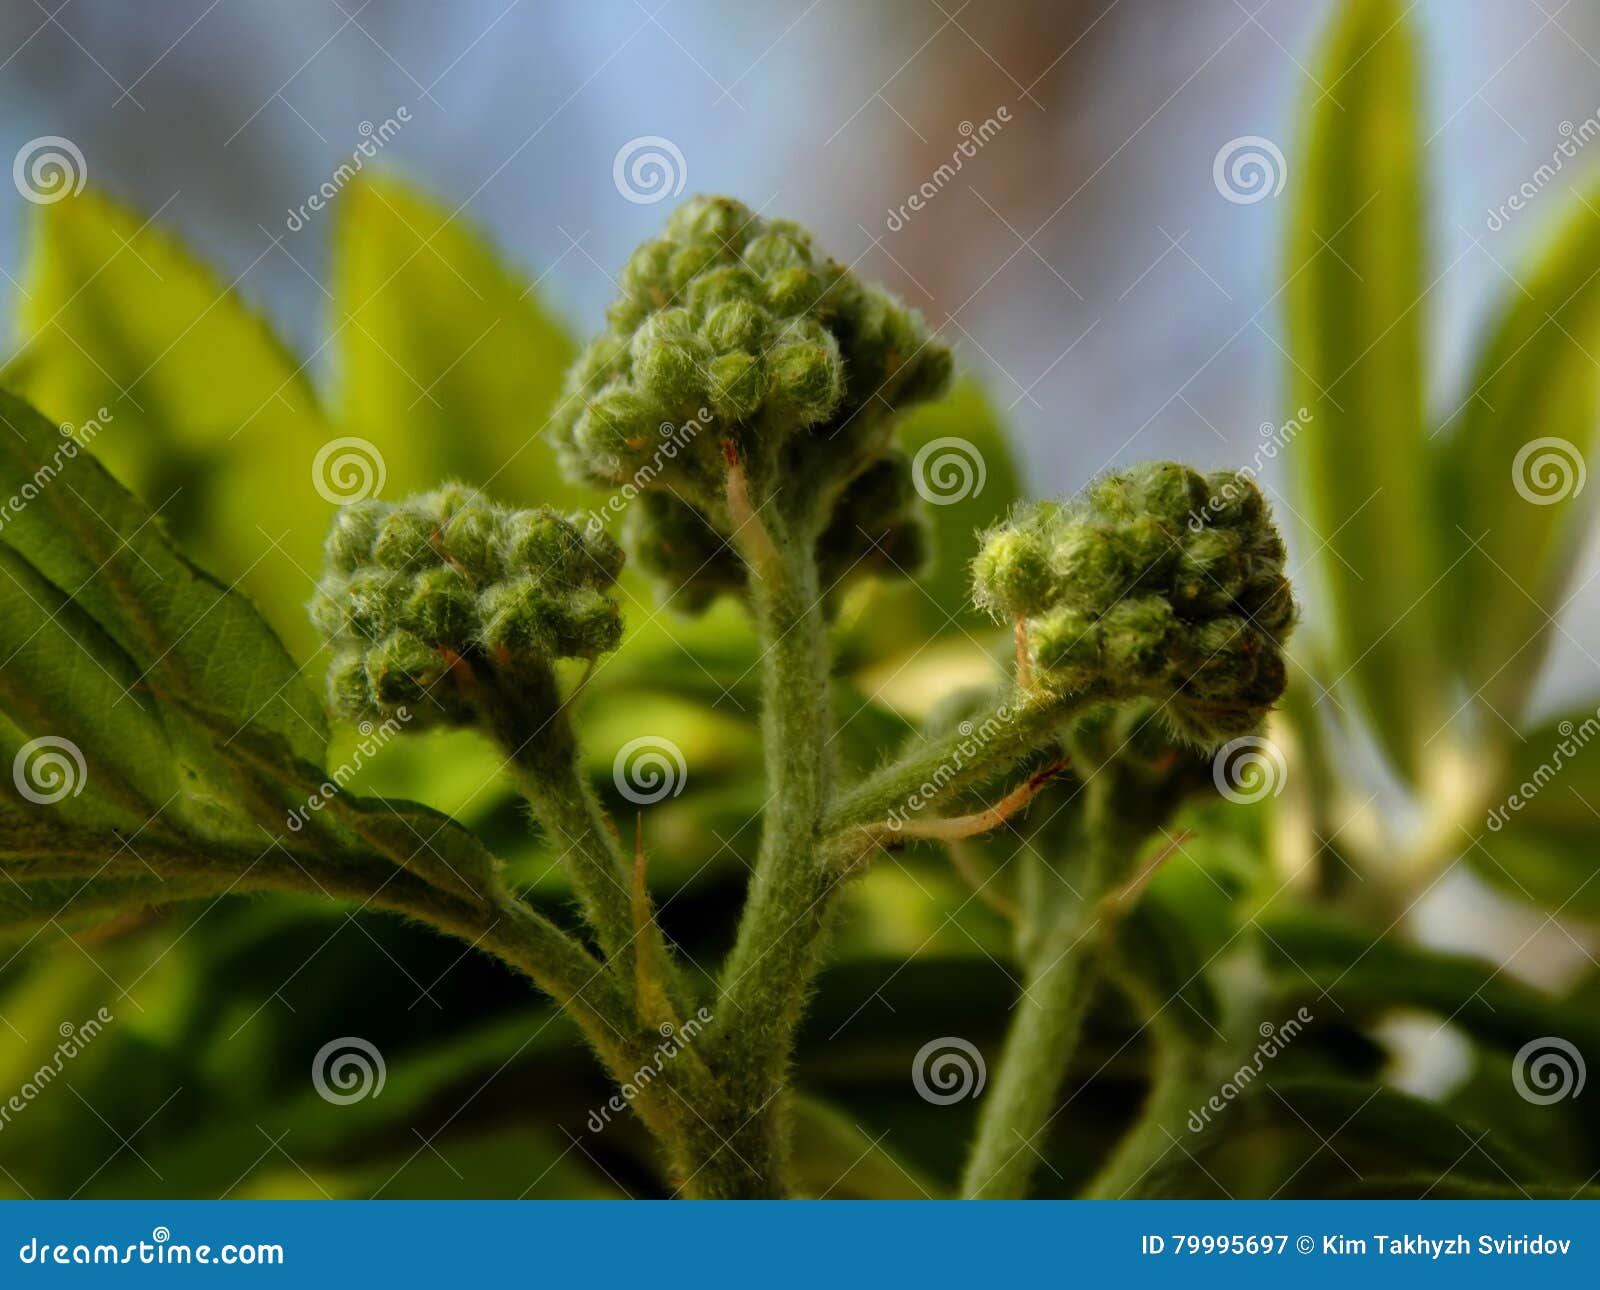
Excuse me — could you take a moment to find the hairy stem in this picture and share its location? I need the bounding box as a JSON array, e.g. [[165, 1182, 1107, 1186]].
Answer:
[[961, 906, 1106, 1198], [960, 807, 1138, 1200], [709, 528, 832, 1194], [826, 689, 1103, 837], [1082, 1043, 1207, 1198]]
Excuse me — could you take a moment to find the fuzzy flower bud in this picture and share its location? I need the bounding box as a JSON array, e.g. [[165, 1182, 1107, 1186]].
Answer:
[[311, 485, 623, 726], [972, 464, 1296, 743], [554, 196, 952, 600]]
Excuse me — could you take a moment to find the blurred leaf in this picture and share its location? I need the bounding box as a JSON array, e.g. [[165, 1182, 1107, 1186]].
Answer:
[[1438, 190, 1600, 721], [788, 1096, 942, 1198], [1467, 704, 1600, 917], [1258, 906, 1600, 1058], [3, 188, 333, 656], [1134, 1077, 1544, 1198], [837, 379, 1021, 656], [0, 391, 495, 934], [333, 173, 586, 511], [1285, 0, 1443, 782], [0, 388, 325, 768]]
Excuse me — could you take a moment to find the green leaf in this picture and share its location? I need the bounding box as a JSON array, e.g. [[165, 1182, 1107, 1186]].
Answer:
[[332, 174, 586, 510], [0, 391, 496, 933], [4, 187, 335, 657], [1135, 1077, 1544, 1199], [1467, 704, 1600, 917], [836, 379, 1022, 660], [1439, 195, 1600, 721], [1285, 0, 1443, 782], [788, 1096, 943, 1198], [1257, 906, 1600, 1058], [0, 389, 325, 766]]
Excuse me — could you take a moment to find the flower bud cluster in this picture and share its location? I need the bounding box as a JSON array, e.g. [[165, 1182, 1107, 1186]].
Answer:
[[552, 196, 950, 609], [311, 485, 623, 725], [972, 463, 1295, 742]]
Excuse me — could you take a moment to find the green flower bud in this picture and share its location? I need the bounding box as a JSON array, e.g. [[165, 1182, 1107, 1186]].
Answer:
[[324, 499, 385, 572], [972, 460, 1297, 744], [972, 525, 1058, 620], [440, 505, 505, 579], [1031, 606, 1102, 687], [703, 300, 767, 354], [550, 195, 950, 557], [328, 648, 371, 719], [372, 510, 438, 571], [313, 491, 628, 728], [1172, 529, 1246, 614], [367, 630, 445, 707], [401, 567, 475, 643]]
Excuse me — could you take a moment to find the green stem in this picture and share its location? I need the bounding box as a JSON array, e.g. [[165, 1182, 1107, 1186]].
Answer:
[[825, 689, 1105, 838], [960, 908, 1106, 1198], [709, 533, 832, 1194], [481, 672, 636, 966], [1082, 1043, 1206, 1198]]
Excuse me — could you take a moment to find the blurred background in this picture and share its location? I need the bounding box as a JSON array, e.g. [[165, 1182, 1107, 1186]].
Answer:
[[1, 0, 1598, 1199]]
